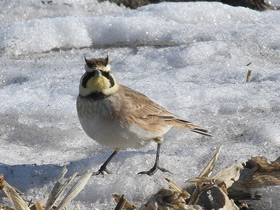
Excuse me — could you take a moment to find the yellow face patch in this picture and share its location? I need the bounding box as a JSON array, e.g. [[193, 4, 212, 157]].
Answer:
[[79, 69, 119, 97], [87, 76, 111, 92]]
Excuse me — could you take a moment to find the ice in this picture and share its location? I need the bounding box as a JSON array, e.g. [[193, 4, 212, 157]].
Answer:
[[2, 2, 280, 56], [1, 0, 280, 209], [0, 0, 126, 24]]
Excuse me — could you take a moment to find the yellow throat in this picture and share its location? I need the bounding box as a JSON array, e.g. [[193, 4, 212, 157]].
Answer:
[[79, 55, 119, 97], [79, 71, 119, 97], [87, 76, 111, 92]]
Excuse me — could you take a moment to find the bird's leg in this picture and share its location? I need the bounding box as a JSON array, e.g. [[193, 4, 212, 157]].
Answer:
[[92, 150, 118, 176], [138, 142, 171, 176]]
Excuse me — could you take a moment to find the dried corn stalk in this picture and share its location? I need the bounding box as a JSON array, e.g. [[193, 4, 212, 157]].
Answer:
[[115, 149, 280, 210], [55, 170, 92, 210], [45, 166, 70, 210], [1, 167, 92, 210], [210, 156, 280, 191], [165, 178, 190, 200], [34, 202, 44, 210], [0, 174, 30, 210], [140, 178, 200, 210], [231, 156, 280, 190], [140, 188, 196, 210], [183, 146, 241, 209], [189, 155, 280, 209], [187, 146, 222, 205], [112, 194, 136, 210], [207, 186, 238, 210], [212, 163, 245, 189], [0, 203, 16, 210]]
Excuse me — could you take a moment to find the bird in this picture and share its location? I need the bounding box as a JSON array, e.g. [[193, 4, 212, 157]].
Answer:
[[76, 55, 212, 176]]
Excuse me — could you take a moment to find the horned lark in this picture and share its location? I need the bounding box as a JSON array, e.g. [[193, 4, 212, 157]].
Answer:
[[77, 55, 211, 176]]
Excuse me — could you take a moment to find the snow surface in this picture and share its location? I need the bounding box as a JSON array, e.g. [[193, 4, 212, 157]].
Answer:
[[1, 0, 280, 209]]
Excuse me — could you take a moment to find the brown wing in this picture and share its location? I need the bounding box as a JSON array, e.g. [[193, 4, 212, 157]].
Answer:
[[114, 85, 212, 136], [116, 85, 176, 132]]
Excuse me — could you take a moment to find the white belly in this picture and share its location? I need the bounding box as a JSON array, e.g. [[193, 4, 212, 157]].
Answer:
[[77, 96, 170, 149]]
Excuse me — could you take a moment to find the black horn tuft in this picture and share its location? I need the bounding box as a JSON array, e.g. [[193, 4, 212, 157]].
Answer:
[[105, 55, 109, 66], [84, 56, 94, 68], [84, 56, 89, 65]]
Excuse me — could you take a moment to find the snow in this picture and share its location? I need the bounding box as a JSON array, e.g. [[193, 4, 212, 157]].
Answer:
[[1, 0, 280, 209]]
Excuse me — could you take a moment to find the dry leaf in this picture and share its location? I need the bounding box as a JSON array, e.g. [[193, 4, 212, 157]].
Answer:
[[232, 156, 280, 189]]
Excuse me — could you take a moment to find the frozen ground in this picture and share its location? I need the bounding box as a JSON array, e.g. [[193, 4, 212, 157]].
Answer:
[[0, 0, 280, 209]]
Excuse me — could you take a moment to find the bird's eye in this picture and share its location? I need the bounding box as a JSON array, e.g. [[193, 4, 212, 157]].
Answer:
[[82, 71, 99, 88], [87, 63, 94, 68]]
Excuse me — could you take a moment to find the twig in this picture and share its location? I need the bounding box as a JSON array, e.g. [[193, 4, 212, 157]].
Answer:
[[114, 195, 126, 210], [246, 70, 252, 83]]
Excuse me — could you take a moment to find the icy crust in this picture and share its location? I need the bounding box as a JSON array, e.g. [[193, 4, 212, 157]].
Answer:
[[0, 0, 126, 24], [1, 2, 280, 55], [0, 45, 280, 209]]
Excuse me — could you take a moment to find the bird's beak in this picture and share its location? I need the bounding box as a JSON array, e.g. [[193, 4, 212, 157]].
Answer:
[[96, 70, 102, 77]]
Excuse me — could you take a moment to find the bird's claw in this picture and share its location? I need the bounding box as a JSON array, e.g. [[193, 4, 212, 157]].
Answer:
[[92, 166, 112, 176], [138, 165, 171, 176]]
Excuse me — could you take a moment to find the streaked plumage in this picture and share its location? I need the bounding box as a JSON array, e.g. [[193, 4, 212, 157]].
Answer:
[[77, 55, 211, 175]]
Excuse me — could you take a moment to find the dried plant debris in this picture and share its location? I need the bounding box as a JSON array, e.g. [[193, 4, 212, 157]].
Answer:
[[99, 0, 279, 11], [0, 168, 91, 210], [185, 153, 280, 209], [0, 203, 16, 210], [207, 185, 239, 210], [165, 177, 190, 200], [0, 174, 30, 210], [112, 194, 136, 210], [55, 170, 92, 210], [212, 162, 244, 189], [136, 151, 280, 210], [2, 151, 280, 209], [187, 146, 222, 205], [183, 146, 240, 209], [209, 156, 280, 191], [140, 188, 202, 210], [230, 156, 280, 190], [139, 177, 199, 210], [0, 174, 4, 191]]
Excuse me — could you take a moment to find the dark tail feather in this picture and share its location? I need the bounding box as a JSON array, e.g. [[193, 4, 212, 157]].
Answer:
[[169, 119, 212, 137], [192, 128, 212, 137]]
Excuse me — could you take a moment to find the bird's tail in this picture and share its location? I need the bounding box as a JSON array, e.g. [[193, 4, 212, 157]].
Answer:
[[167, 119, 212, 137]]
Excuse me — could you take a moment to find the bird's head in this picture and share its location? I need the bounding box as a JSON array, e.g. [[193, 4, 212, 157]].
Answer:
[[79, 55, 118, 97], [84, 55, 111, 73]]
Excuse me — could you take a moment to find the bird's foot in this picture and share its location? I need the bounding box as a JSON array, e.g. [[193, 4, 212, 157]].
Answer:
[[92, 165, 112, 176], [138, 165, 171, 176]]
